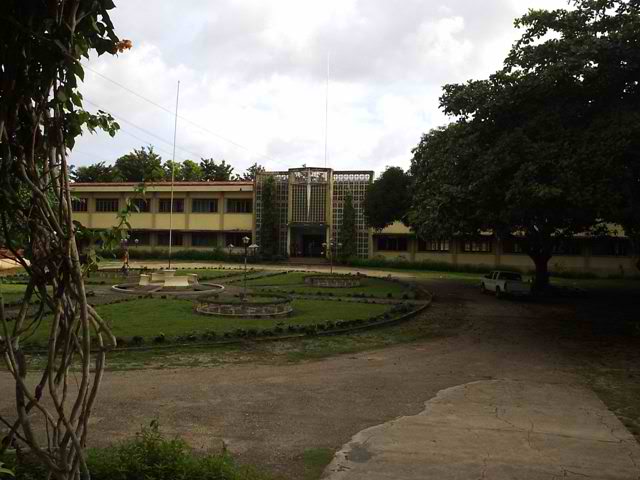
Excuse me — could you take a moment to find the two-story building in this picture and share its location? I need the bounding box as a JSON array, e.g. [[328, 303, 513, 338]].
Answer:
[[70, 167, 637, 276]]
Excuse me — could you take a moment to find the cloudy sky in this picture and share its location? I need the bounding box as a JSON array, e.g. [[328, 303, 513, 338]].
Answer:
[[70, 0, 562, 177]]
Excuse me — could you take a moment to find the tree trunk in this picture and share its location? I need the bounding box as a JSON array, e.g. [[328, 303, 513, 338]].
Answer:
[[530, 254, 551, 291]]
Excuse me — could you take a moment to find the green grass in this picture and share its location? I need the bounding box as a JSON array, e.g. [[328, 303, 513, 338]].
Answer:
[[0, 283, 30, 303], [302, 448, 334, 480], [26, 298, 390, 345], [249, 273, 413, 298]]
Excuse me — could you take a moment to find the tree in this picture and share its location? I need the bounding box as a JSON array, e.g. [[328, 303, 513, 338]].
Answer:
[[363, 167, 412, 230], [114, 146, 164, 182], [409, 0, 639, 289], [71, 161, 117, 183], [200, 158, 235, 181], [180, 159, 203, 181], [340, 192, 358, 261], [259, 175, 279, 257], [0, 2, 129, 479], [239, 162, 265, 181]]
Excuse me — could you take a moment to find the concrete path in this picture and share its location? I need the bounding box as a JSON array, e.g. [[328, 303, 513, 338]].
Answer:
[[324, 379, 640, 479]]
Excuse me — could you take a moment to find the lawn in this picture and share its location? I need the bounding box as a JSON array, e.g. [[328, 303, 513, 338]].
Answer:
[[26, 297, 390, 345], [247, 272, 414, 298], [0, 283, 30, 303]]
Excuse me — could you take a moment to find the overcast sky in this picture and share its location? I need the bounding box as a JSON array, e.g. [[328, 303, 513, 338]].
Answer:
[[70, 0, 563, 177]]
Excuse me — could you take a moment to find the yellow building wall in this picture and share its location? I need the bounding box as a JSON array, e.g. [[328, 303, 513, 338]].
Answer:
[[154, 215, 186, 230], [91, 213, 121, 229], [224, 214, 253, 230], [414, 252, 456, 264], [189, 215, 222, 230], [457, 253, 497, 268], [589, 256, 636, 275], [128, 214, 154, 230], [73, 213, 91, 227]]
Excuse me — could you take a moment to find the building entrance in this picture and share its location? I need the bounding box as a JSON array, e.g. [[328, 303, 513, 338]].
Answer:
[[290, 226, 327, 258]]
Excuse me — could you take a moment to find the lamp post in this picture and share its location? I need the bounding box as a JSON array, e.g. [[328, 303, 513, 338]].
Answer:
[[322, 240, 342, 275], [227, 244, 234, 257], [242, 236, 252, 294]]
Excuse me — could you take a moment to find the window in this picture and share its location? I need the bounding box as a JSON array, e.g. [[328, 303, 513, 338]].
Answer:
[[192, 198, 218, 213], [71, 197, 88, 212], [157, 231, 183, 246], [376, 236, 408, 252], [226, 198, 252, 213], [592, 238, 630, 257], [130, 231, 151, 246], [158, 198, 184, 213], [418, 239, 449, 252], [502, 238, 526, 254], [131, 198, 150, 213], [192, 232, 218, 247], [95, 198, 119, 212], [225, 232, 252, 247], [462, 239, 492, 253]]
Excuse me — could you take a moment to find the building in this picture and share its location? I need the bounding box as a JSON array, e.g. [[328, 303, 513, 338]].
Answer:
[[70, 181, 255, 253], [70, 167, 637, 276]]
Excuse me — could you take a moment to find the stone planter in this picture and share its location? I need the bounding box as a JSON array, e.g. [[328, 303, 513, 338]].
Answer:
[[304, 275, 361, 288]]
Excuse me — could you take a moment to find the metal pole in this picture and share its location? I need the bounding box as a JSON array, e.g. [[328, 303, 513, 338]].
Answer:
[[324, 52, 329, 168], [168, 80, 180, 269], [244, 249, 248, 294]]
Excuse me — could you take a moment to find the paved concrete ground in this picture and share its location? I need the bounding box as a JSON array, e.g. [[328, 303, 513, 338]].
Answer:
[[2, 273, 640, 479], [324, 379, 640, 479]]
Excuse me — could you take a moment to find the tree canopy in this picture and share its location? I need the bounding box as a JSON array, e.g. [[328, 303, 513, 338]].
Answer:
[[114, 146, 164, 182], [364, 167, 412, 230], [409, 0, 640, 287], [0, 1, 129, 478]]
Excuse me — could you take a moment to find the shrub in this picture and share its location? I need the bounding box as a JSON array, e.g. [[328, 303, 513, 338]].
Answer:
[[153, 334, 166, 344], [131, 336, 144, 346]]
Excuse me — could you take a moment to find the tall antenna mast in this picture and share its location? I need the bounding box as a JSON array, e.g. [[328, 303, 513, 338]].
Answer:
[[324, 52, 329, 168], [168, 80, 180, 269]]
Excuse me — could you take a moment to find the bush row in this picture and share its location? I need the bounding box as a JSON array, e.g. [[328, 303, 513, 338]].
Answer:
[[0, 423, 270, 480], [97, 247, 286, 263], [108, 303, 417, 347]]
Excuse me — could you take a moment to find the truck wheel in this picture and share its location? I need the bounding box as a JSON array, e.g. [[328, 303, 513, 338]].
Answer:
[[495, 287, 502, 299]]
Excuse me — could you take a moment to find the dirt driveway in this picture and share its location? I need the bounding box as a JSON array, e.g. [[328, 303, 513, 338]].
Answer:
[[2, 278, 639, 479]]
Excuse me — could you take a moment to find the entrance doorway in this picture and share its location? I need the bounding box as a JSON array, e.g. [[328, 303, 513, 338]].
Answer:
[[290, 226, 327, 258], [302, 235, 324, 257]]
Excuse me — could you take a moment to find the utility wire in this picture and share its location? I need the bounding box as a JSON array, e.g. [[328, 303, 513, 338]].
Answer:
[[84, 98, 208, 160], [82, 64, 288, 167]]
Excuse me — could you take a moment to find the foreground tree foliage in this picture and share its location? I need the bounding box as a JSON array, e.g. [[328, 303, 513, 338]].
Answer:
[[409, 0, 640, 288], [364, 167, 412, 230], [0, 2, 130, 479]]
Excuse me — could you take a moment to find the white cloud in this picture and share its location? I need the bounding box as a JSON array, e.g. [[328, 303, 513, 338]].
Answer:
[[70, 0, 568, 176]]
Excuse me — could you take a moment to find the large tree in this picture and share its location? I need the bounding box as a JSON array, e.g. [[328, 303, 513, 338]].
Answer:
[[114, 146, 164, 182], [409, 0, 640, 288], [71, 161, 117, 183], [200, 158, 235, 181], [0, 1, 129, 479], [363, 167, 412, 230], [179, 159, 203, 181], [239, 162, 265, 181]]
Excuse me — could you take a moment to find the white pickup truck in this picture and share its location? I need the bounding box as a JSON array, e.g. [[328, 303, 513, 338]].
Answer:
[[480, 271, 531, 297]]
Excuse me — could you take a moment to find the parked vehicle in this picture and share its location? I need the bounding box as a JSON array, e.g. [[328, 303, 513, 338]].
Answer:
[[480, 271, 531, 298]]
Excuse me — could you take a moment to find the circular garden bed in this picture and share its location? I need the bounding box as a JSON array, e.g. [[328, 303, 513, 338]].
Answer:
[[195, 293, 293, 318], [303, 274, 361, 288]]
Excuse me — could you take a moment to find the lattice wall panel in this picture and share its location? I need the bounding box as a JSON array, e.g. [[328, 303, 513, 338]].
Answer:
[[331, 172, 373, 258]]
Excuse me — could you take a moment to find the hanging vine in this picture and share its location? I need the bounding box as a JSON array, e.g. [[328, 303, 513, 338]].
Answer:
[[0, 2, 130, 479]]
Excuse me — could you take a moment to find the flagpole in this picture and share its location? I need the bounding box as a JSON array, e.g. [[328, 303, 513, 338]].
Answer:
[[324, 52, 329, 168], [168, 80, 180, 269]]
